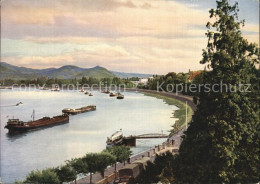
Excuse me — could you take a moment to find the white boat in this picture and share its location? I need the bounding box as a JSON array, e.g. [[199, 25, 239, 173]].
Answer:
[[106, 129, 123, 147], [51, 87, 60, 91]]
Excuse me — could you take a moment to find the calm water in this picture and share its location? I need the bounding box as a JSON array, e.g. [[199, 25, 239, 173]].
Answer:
[[0, 89, 178, 183]]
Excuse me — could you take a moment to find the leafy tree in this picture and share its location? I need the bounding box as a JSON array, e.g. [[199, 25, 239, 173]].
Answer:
[[81, 76, 88, 84], [82, 153, 99, 184], [66, 158, 88, 176], [173, 0, 259, 183], [96, 152, 116, 178], [165, 72, 177, 80], [138, 152, 175, 183], [54, 164, 77, 184], [24, 168, 60, 184], [104, 146, 132, 171]]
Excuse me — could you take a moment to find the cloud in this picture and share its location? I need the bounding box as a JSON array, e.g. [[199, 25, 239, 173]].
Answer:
[[1, 0, 209, 39], [1, 0, 258, 74]]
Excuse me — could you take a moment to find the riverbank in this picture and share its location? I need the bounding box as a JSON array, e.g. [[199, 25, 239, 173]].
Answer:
[[143, 92, 193, 130]]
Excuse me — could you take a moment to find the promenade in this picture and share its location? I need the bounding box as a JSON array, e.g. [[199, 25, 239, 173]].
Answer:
[[77, 130, 184, 184]]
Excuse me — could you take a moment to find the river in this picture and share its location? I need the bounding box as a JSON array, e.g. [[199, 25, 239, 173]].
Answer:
[[0, 89, 178, 183]]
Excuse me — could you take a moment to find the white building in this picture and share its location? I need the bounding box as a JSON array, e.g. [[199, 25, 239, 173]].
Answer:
[[131, 77, 153, 86]]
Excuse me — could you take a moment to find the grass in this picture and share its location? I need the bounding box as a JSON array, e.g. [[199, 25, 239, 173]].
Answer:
[[143, 92, 194, 134]]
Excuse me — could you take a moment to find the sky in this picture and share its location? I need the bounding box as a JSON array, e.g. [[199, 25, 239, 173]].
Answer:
[[1, 0, 259, 74]]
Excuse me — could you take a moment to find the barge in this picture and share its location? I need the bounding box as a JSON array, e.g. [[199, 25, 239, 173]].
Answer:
[[62, 105, 96, 115], [5, 114, 69, 134]]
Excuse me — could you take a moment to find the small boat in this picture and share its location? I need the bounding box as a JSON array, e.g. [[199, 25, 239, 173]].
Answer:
[[85, 91, 89, 95], [4, 113, 69, 134], [106, 129, 123, 148], [51, 87, 60, 91], [117, 93, 124, 99], [89, 93, 93, 96], [109, 92, 117, 97], [62, 105, 96, 115], [79, 89, 85, 92], [102, 90, 110, 94], [0, 86, 12, 90], [40, 87, 49, 90], [16, 102, 23, 106]]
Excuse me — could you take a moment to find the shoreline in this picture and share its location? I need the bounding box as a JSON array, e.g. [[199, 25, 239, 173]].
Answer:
[[142, 92, 194, 130]]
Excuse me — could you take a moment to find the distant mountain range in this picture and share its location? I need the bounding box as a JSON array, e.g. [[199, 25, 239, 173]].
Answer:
[[0, 62, 152, 80]]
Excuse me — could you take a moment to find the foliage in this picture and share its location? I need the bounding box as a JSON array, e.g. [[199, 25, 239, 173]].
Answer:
[[96, 152, 116, 177], [105, 146, 132, 163], [1, 76, 137, 89], [104, 145, 132, 172], [66, 158, 88, 175], [137, 152, 175, 183], [54, 164, 77, 183], [24, 168, 60, 184], [173, 0, 259, 183], [141, 70, 205, 97], [81, 152, 116, 183]]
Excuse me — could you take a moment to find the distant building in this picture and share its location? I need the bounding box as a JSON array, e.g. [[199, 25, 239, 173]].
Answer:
[[131, 77, 153, 86], [139, 78, 148, 85]]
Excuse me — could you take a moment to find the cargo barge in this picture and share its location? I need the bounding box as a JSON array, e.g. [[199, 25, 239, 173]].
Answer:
[[4, 114, 69, 134], [62, 105, 96, 115]]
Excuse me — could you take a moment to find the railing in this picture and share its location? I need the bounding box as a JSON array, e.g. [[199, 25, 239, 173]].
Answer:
[[129, 133, 169, 139]]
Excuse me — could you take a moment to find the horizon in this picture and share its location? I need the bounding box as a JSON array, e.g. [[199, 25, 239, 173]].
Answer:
[[1, 0, 259, 74]]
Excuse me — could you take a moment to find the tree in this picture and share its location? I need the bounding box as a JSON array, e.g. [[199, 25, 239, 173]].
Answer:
[[24, 168, 60, 184], [81, 76, 88, 84], [67, 157, 88, 175], [138, 152, 175, 183], [54, 165, 77, 184], [104, 146, 132, 171], [96, 152, 116, 178], [82, 153, 99, 184], [173, 0, 259, 183]]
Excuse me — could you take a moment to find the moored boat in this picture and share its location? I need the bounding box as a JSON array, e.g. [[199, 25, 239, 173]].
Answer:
[[0, 86, 12, 89], [85, 91, 89, 95], [106, 129, 123, 148], [4, 114, 69, 134], [117, 93, 124, 99], [40, 87, 49, 90], [51, 87, 60, 91], [79, 89, 85, 92], [62, 105, 96, 115], [102, 90, 110, 94], [109, 92, 117, 97], [89, 93, 93, 96]]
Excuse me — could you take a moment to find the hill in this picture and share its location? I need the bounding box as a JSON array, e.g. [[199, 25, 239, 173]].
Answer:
[[0, 62, 153, 80], [0, 62, 115, 80]]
